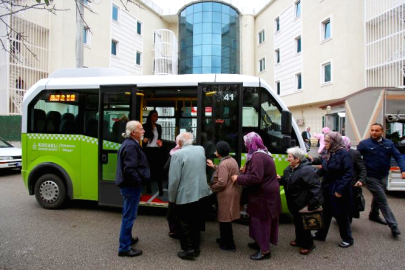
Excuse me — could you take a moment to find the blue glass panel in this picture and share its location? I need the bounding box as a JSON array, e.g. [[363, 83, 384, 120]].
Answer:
[[296, 1, 301, 17], [230, 26, 236, 37], [212, 56, 221, 67], [185, 57, 192, 69], [212, 34, 221, 45], [202, 34, 212, 44], [202, 56, 211, 67], [137, 22, 142, 35], [180, 40, 186, 50], [136, 52, 141, 65], [230, 15, 236, 24], [212, 45, 221, 56], [325, 64, 331, 82], [194, 12, 202, 23], [193, 56, 202, 67], [112, 5, 118, 21], [202, 12, 213, 22], [180, 9, 186, 17], [222, 13, 229, 25], [202, 22, 213, 33], [297, 38, 301, 53], [179, 60, 185, 70], [213, 12, 221, 23], [193, 34, 202, 45], [212, 67, 221, 73], [203, 2, 212, 11], [186, 14, 193, 24], [194, 23, 203, 34], [202, 44, 212, 55], [222, 4, 229, 14], [213, 2, 221, 12], [193, 45, 202, 56], [213, 23, 221, 34], [83, 28, 87, 43], [229, 8, 236, 17], [194, 3, 202, 12], [202, 67, 211, 74], [193, 67, 202, 74], [222, 25, 230, 35], [186, 5, 193, 16]]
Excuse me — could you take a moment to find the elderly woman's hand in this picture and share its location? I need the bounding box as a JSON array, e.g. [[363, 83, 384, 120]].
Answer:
[[335, 192, 342, 198], [206, 159, 214, 168], [231, 175, 238, 183]]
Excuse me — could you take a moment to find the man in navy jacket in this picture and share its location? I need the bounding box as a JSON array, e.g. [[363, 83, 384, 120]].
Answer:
[[357, 123, 405, 237], [116, 121, 150, 257]]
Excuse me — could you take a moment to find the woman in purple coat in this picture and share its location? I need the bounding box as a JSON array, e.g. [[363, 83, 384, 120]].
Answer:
[[231, 132, 281, 260]]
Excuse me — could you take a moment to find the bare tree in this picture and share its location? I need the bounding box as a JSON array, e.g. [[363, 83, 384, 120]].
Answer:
[[0, 0, 143, 61]]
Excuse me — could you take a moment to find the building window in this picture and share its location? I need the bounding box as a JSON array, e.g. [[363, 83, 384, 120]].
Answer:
[[295, 36, 301, 53], [322, 62, 332, 84], [258, 29, 265, 45], [259, 58, 266, 72], [136, 51, 142, 65], [137, 21, 142, 35], [295, 1, 301, 18], [83, 27, 90, 46], [322, 18, 331, 40], [112, 5, 119, 22], [275, 49, 280, 63], [296, 73, 302, 90], [275, 17, 280, 32], [276, 81, 280, 95], [111, 40, 118, 56]]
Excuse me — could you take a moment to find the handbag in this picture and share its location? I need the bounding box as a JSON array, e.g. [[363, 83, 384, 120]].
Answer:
[[299, 206, 324, 230], [354, 187, 365, 212]]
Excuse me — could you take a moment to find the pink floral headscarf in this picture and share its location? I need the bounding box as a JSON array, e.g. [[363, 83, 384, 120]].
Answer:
[[325, 132, 344, 160], [342, 136, 351, 151], [244, 132, 272, 162]]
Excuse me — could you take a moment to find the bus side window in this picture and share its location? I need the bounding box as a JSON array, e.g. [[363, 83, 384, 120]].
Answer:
[[33, 109, 46, 133]]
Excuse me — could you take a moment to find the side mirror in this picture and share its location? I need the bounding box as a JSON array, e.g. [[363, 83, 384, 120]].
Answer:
[[281, 110, 292, 135]]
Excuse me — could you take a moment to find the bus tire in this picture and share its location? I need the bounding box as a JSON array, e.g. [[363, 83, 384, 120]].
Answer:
[[34, 174, 66, 209]]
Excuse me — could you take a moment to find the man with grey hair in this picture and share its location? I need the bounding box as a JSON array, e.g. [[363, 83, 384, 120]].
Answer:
[[168, 132, 212, 260], [116, 121, 150, 257], [278, 147, 323, 255]]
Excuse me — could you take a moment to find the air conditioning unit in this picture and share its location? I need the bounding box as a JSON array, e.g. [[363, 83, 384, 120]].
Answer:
[[296, 119, 305, 126]]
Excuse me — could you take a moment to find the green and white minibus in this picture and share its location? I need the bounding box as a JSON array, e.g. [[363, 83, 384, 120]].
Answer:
[[22, 68, 306, 211]]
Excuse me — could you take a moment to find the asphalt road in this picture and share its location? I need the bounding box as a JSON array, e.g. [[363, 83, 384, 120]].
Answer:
[[1, 169, 405, 270]]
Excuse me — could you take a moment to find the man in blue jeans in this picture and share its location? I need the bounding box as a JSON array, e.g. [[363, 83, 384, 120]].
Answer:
[[357, 123, 405, 237], [116, 121, 150, 257]]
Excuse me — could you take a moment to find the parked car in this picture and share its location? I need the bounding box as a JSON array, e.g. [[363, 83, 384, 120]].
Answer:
[[0, 138, 22, 170]]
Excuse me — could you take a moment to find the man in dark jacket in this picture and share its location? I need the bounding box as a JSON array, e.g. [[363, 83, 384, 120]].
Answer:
[[279, 147, 323, 255], [357, 123, 405, 237], [116, 121, 150, 257]]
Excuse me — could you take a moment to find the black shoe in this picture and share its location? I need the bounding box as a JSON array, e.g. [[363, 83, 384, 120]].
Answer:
[[216, 238, 222, 245], [369, 215, 387, 225], [250, 251, 271, 260], [220, 244, 236, 252], [391, 226, 401, 237], [338, 241, 353, 248], [311, 233, 325, 241], [131, 237, 139, 245], [169, 232, 181, 239], [177, 250, 196, 260], [248, 242, 260, 250], [118, 248, 142, 257]]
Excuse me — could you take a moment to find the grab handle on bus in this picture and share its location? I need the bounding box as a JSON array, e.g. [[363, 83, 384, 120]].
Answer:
[[101, 154, 108, 164]]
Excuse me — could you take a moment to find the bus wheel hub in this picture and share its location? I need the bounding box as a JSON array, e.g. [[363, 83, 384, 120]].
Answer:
[[39, 181, 59, 203]]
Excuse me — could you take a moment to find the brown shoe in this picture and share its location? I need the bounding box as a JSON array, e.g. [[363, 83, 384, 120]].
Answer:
[[299, 245, 316, 255], [290, 241, 299, 247]]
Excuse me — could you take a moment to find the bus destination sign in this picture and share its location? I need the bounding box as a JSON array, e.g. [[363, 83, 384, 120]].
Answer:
[[49, 94, 76, 102]]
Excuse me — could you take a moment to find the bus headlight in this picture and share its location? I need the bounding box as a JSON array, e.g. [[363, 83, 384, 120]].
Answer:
[[0, 156, 13, 160]]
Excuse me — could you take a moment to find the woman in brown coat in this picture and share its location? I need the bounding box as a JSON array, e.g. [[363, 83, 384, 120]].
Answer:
[[207, 141, 241, 251]]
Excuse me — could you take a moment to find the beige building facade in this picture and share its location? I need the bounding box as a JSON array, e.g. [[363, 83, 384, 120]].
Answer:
[[1, 0, 403, 140]]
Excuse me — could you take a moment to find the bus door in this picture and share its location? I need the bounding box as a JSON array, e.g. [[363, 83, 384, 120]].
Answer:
[[197, 83, 243, 166], [98, 85, 139, 207]]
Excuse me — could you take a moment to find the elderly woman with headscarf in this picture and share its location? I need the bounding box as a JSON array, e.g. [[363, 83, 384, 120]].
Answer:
[[312, 132, 354, 248], [313, 127, 331, 154], [207, 141, 241, 251], [342, 136, 366, 220], [231, 132, 281, 260]]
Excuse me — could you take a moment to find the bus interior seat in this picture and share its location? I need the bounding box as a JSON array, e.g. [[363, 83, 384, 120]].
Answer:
[[60, 118, 77, 134], [45, 111, 61, 133], [112, 120, 126, 143], [33, 109, 46, 133], [86, 119, 98, 137], [61, 113, 75, 122]]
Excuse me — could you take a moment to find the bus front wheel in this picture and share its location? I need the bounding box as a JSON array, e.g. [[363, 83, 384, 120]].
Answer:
[[34, 174, 66, 209]]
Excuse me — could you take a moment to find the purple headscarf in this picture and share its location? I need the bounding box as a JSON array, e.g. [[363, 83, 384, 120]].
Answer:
[[325, 132, 344, 160], [342, 136, 351, 151], [244, 132, 272, 162]]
